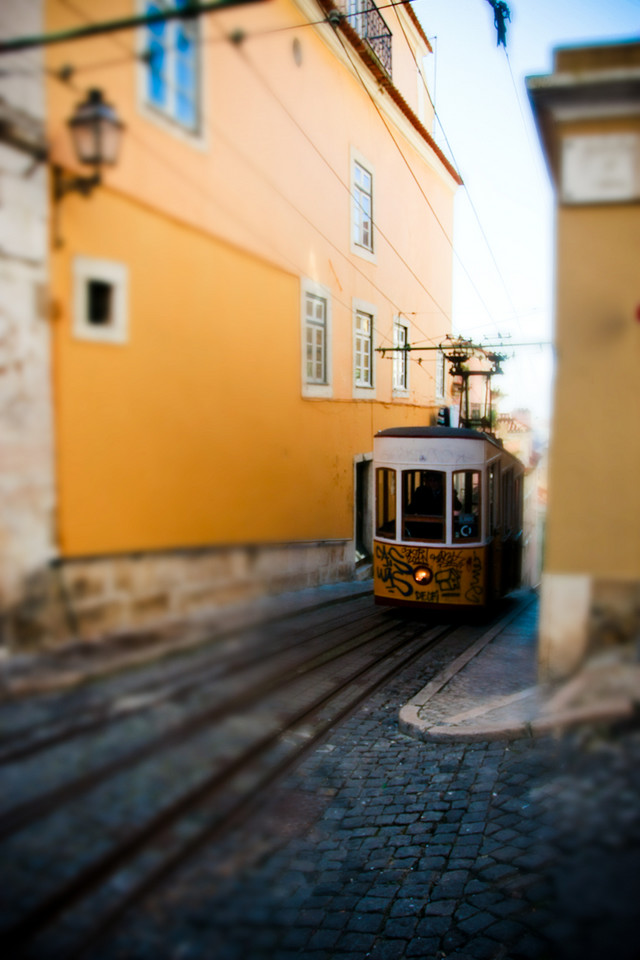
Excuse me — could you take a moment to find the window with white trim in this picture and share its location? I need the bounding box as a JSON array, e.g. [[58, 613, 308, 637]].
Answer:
[[352, 157, 374, 255], [305, 292, 327, 384], [393, 320, 409, 392], [145, 0, 200, 132], [354, 309, 374, 388], [301, 278, 332, 397], [73, 257, 128, 344]]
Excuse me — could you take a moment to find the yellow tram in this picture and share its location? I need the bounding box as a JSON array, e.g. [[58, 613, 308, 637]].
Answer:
[[373, 426, 524, 609]]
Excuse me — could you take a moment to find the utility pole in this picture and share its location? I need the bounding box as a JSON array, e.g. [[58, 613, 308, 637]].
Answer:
[[378, 335, 522, 434]]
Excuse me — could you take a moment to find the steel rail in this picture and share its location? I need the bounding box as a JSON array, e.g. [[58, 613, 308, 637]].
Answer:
[[0, 611, 400, 842], [1, 616, 454, 955], [0, 592, 374, 763], [71, 619, 459, 960]]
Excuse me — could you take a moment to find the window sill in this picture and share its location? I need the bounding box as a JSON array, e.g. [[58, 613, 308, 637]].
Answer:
[[302, 383, 333, 399], [353, 385, 376, 400], [350, 242, 377, 265]]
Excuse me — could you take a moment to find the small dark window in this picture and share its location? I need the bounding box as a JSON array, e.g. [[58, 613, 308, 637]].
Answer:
[[87, 280, 113, 326]]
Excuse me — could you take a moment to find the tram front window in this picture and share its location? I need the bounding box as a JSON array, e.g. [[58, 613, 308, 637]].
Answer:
[[453, 471, 480, 541], [403, 470, 445, 542]]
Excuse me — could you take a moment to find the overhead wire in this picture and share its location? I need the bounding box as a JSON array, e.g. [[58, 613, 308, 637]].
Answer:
[[25, 0, 537, 387], [48, 0, 519, 385], [393, 5, 520, 324], [404, 8, 549, 396], [333, 24, 503, 333], [44, 0, 515, 339], [504, 47, 553, 197], [229, 31, 453, 336], [49, 0, 461, 355]]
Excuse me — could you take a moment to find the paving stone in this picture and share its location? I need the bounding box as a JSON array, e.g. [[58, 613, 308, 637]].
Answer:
[[368, 939, 409, 959], [415, 914, 451, 937], [335, 931, 377, 952], [4, 592, 640, 960], [423, 898, 457, 916], [355, 896, 389, 913], [382, 915, 419, 939], [457, 910, 496, 935], [347, 912, 385, 934], [405, 937, 440, 957]]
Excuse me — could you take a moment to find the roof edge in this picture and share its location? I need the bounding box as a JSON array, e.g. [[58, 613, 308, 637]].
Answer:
[[314, 0, 462, 186], [404, 2, 433, 53]]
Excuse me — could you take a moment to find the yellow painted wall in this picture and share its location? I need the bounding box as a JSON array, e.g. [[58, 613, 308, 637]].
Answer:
[[529, 41, 640, 677], [52, 185, 446, 556], [545, 195, 640, 577], [45, 0, 455, 368], [46, 0, 456, 558]]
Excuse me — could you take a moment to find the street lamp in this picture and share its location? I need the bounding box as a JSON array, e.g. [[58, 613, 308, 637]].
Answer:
[[54, 88, 124, 201]]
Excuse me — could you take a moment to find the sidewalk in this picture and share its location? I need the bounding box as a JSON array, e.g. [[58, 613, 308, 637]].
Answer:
[[400, 590, 640, 741]]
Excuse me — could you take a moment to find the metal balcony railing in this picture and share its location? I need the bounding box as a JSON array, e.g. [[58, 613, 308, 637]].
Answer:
[[344, 0, 392, 77]]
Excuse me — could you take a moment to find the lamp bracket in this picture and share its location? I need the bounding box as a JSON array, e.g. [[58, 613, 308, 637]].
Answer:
[[54, 165, 101, 201]]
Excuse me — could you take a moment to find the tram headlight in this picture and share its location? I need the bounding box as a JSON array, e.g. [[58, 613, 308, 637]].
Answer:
[[413, 566, 433, 585]]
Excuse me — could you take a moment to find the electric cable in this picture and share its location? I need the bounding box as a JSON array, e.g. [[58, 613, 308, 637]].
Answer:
[[50, 0, 460, 351], [333, 25, 501, 329], [24, 0, 548, 389]]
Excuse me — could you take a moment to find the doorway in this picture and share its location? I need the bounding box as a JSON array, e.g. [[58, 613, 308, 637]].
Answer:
[[354, 455, 373, 563]]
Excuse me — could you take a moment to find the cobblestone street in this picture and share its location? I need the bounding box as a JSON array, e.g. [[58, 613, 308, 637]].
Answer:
[[2, 589, 639, 960], [96, 666, 640, 960]]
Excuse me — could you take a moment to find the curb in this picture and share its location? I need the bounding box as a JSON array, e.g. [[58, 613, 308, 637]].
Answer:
[[399, 596, 538, 742]]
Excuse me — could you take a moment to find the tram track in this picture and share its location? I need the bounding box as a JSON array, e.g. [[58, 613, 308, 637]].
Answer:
[[0, 613, 415, 841], [0, 611, 461, 959], [0, 594, 376, 765], [0, 596, 525, 960]]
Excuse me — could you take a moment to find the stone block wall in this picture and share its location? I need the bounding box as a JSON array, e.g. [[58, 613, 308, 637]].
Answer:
[[0, 0, 57, 644], [7, 540, 354, 650]]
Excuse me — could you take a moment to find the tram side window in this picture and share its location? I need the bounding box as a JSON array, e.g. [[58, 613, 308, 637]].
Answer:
[[403, 470, 445, 542], [514, 474, 523, 533], [502, 469, 513, 535], [453, 471, 481, 541], [376, 468, 396, 539], [489, 462, 499, 535]]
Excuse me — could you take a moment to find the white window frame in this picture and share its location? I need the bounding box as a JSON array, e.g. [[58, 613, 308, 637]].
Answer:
[[392, 318, 409, 395], [301, 277, 332, 398], [350, 148, 376, 263], [137, 0, 206, 145], [73, 257, 129, 345], [352, 298, 377, 398]]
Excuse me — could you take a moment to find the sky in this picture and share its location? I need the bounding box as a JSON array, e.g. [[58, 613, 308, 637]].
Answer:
[[411, 0, 640, 425]]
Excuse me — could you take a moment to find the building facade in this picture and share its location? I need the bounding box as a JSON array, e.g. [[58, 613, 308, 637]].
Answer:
[[3, 0, 459, 647], [528, 40, 640, 678]]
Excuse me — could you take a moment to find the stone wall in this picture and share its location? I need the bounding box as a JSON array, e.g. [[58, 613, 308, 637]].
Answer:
[[0, 0, 57, 644], [8, 540, 354, 650]]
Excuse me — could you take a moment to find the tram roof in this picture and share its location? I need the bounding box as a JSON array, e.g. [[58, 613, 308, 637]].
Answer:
[[376, 426, 497, 443], [375, 426, 524, 467]]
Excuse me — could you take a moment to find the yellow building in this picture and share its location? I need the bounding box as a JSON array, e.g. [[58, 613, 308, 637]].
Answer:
[[527, 40, 640, 678], [9, 0, 460, 644]]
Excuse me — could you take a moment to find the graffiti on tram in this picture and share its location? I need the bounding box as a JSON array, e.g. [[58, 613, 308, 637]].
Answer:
[[374, 542, 486, 605]]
